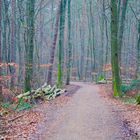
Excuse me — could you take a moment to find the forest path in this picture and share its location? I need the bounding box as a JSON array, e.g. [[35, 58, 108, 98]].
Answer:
[[31, 82, 126, 140]]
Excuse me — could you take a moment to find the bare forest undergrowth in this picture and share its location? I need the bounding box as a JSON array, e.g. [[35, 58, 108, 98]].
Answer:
[[0, 84, 80, 140], [99, 84, 140, 139], [1, 83, 140, 140]]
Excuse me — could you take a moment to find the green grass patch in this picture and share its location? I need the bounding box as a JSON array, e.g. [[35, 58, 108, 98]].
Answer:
[[121, 84, 130, 94], [135, 94, 140, 104], [121, 80, 140, 94], [1, 98, 32, 112], [2, 102, 11, 109], [121, 97, 137, 105], [97, 75, 107, 84]]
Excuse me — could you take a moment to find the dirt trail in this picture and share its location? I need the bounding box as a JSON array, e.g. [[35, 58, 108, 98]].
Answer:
[[30, 82, 128, 140]]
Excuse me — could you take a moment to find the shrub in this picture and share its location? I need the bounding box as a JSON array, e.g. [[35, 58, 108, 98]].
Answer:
[[2, 102, 11, 109], [121, 84, 130, 93], [15, 98, 32, 111], [121, 80, 140, 94], [2, 98, 32, 111], [129, 80, 140, 90], [136, 94, 140, 104], [98, 75, 105, 81]]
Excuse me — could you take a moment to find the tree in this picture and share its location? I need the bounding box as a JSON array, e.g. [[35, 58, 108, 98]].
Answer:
[[136, 21, 140, 79], [118, 0, 129, 62], [130, 6, 140, 79], [111, 0, 121, 97], [89, 0, 96, 81], [0, 0, 3, 102], [66, 0, 72, 85], [47, 2, 60, 85], [10, 0, 16, 89], [24, 0, 35, 92], [99, 0, 105, 76], [17, 0, 24, 84], [57, 0, 67, 87], [2, 0, 9, 63]]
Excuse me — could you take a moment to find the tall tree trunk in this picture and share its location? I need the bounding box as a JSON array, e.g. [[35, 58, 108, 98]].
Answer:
[[17, 0, 24, 85], [47, 2, 60, 85], [66, 0, 72, 85], [89, 0, 96, 81], [10, 0, 16, 89], [111, 0, 121, 97], [85, 0, 91, 81], [57, 0, 67, 87], [24, 0, 35, 92], [0, 0, 3, 102], [136, 21, 140, 78], [118, 0, 129, 62], [130, 5, 140, 79], [99, 0, 105, 76], [2, 0, 9, 63]]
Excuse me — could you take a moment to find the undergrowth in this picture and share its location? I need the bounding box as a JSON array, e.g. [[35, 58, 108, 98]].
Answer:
[[121, 80, 140, 94], [121, 80, 140, 105], [2, 98, 32, 112]]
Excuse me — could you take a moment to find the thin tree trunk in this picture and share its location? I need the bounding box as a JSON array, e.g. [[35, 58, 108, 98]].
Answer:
[[2, 0, 9, 63], [118, 0, 129, 62], [66, 0, 72, 85], [10, 0, 16, 89], [136, 21, 140, 78], [0, 0, 3, 102], [89, 0, 96, 80], [17, 0, 24, 86], [47, 2, 60, 85]]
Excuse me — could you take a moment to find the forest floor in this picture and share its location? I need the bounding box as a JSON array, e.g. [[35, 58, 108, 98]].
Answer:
[[99, 84, 140, 140], [1, 82, 140, 140]]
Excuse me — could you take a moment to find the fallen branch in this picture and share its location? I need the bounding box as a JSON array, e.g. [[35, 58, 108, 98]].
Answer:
[[0, 131, 6, 135], [8, 114, 24, 123], [15, 83, 66, 103]]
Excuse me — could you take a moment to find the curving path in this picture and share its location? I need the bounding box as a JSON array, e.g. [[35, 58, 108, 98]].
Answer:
[[30, 82, 127, 140]]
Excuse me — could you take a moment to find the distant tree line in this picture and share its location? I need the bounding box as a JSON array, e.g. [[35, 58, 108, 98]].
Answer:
[[0, 0, 139, 102]]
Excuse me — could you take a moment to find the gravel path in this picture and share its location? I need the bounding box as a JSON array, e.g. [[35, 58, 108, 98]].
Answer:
[[30, 82, 128, 140]]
